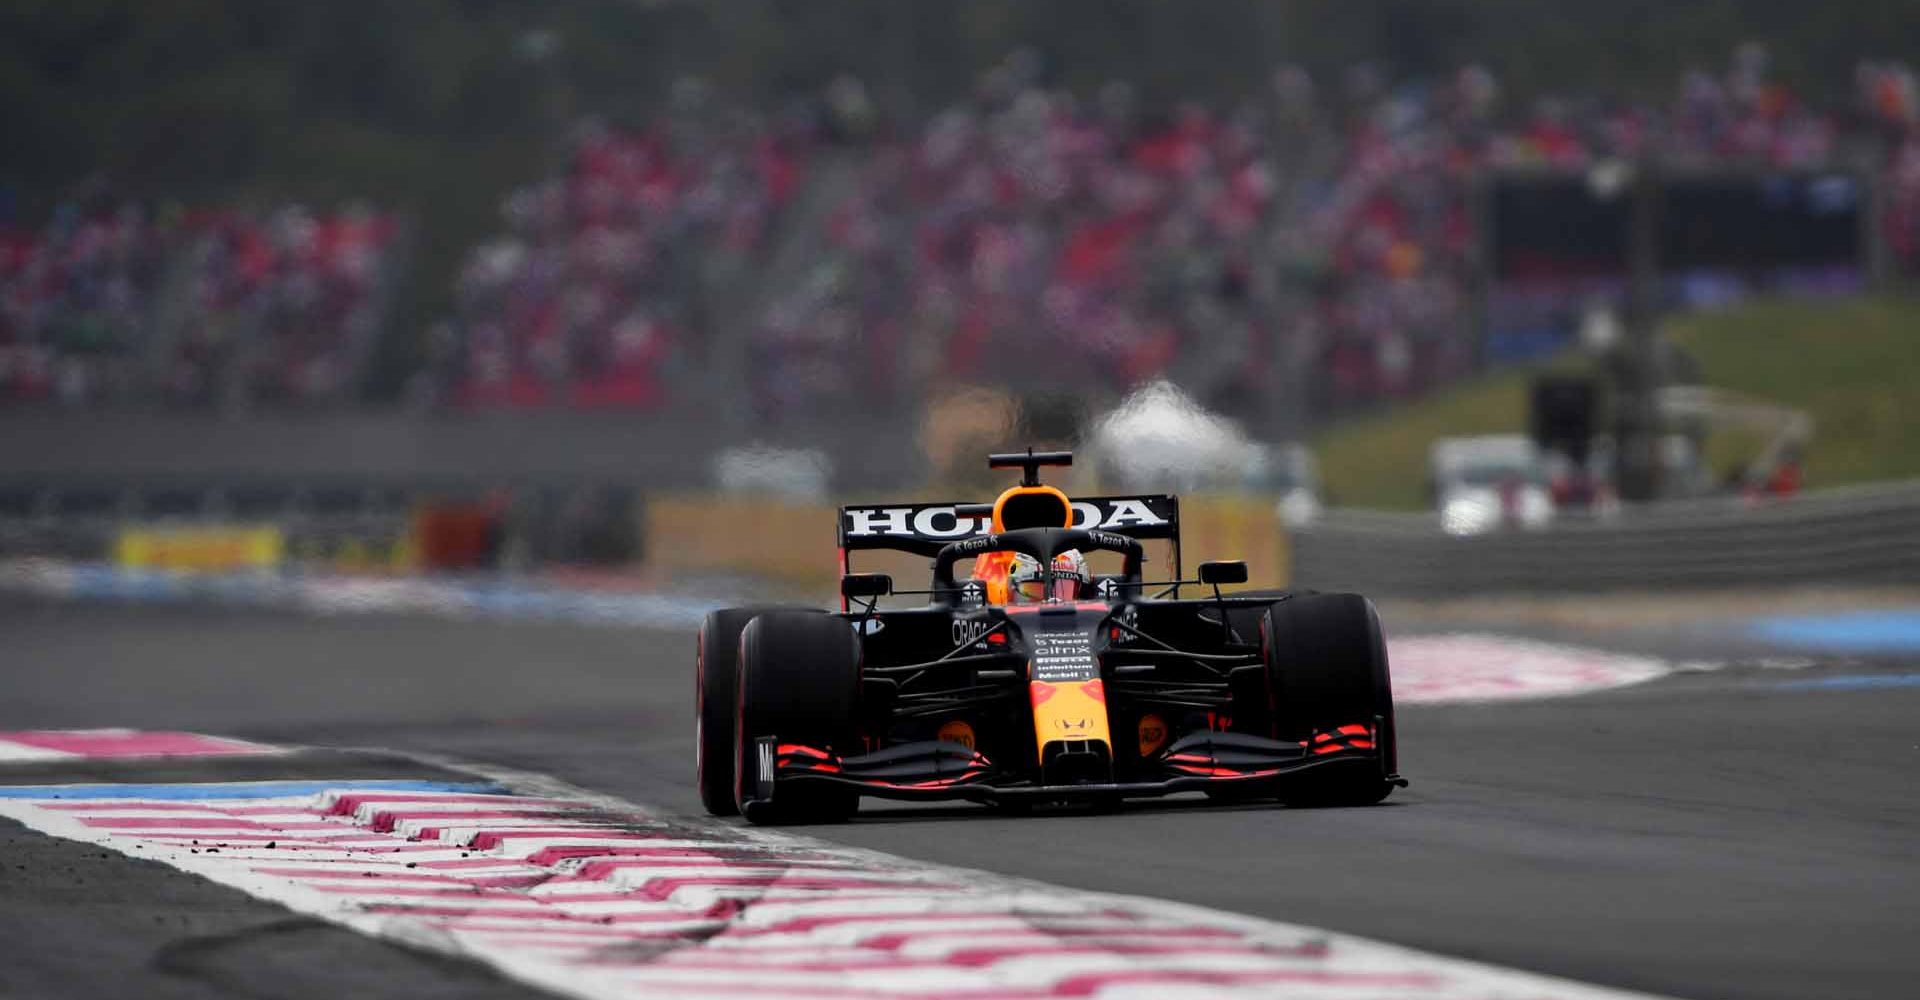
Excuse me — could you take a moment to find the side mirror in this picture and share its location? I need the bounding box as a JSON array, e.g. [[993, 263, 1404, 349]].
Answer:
[[1197, 560, 1248, 587], [841, 573, 893, 599]]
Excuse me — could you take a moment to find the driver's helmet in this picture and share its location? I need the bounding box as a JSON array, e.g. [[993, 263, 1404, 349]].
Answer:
[[1008, 549, 1091, 604]]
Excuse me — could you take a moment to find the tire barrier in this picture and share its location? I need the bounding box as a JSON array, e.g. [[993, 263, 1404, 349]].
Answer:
[[1290, 481, 1920, 597], [0, 479, 640, 575]]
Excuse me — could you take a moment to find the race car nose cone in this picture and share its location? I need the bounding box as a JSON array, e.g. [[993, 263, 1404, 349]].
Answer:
[[1040, 738, 1112, 785]]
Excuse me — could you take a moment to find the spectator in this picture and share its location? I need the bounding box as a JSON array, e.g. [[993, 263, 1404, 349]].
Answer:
[[442, 106, 810, 409], [0, 197, 397, 407]]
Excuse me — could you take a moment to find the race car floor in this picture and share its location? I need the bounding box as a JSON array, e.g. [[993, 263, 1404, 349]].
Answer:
[[3, 599, 1918, 1000]]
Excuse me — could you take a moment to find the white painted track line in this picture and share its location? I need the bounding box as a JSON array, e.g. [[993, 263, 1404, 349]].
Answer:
[[0, 750, 1686, 1000]]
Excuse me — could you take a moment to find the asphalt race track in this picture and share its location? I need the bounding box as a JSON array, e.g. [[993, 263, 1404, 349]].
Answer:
[[3, 598, 1917, 1000]]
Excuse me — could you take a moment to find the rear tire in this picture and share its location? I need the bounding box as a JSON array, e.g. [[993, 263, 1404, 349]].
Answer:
[[735, 611, 863, 824], [696, 606, 812, 816], [1262, 593, 1398, 807]]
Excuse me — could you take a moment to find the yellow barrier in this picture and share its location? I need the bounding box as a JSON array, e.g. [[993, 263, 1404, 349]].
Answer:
[[1178, 495, 1291, 591], [114, 525, 285, 573], [644, 493, 1291, 592], [644, 496, 840, 586]]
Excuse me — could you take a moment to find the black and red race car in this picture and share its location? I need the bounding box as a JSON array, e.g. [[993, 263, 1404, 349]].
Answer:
[[696, 450, 1404, 824]]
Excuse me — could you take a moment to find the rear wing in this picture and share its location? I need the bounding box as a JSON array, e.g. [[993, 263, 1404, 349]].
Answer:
[[838, 495, 1179, 558], [837, 495, 1180, 610]]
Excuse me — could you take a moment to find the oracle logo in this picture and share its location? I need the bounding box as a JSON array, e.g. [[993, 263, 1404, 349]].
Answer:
[[952, 619, 996, 647]]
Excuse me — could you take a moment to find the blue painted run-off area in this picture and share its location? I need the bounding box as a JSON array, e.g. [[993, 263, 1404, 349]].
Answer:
[[1749, 609, 1920, 655], [1776, 674, 1920, 691], [0, 779, 506, 800]]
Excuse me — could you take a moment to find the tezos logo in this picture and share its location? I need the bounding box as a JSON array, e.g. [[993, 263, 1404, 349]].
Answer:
[[954, 534, 1000, 554]]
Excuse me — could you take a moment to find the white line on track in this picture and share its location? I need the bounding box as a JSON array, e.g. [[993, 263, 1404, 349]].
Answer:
[[1390, 634, 1678, 703], [0, 748, 1685, 1000]]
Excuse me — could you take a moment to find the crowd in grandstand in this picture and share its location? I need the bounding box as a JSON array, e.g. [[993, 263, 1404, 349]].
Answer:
[[6, 47, 1918, 416], [765, 73, 1278, 418], [433, 105, 806, 409], [0, 198, 396, 407], [746, 48, 1920, 418], [182, 205, 397, 406]]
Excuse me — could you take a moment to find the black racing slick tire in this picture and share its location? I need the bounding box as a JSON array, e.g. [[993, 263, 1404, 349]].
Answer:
[[734, 611, 863, 824], [696, 606, 813, 816], [1262, 593, 1399, 807]]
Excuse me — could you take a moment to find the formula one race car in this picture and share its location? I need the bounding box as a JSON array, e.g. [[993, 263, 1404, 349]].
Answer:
[[696, 450, 1404, 824]]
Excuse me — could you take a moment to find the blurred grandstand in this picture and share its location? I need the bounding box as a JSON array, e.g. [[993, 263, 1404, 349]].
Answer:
[[3, 2, 1919, 585], [6, 46, 1917, 432], [1, 198, 399, 408], [397, 50, 1920, 424]]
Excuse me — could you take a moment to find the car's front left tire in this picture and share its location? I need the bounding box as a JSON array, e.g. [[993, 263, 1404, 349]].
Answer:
[[734, 610, 863, 824], [697, 606, 815, 816]]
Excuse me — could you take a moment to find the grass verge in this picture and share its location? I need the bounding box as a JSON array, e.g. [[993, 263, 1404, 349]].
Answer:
[[1312, 296, 1920, 509]]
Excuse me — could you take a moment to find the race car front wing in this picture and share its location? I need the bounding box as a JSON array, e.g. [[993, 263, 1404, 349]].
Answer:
[[743, 723, 1406, 813]]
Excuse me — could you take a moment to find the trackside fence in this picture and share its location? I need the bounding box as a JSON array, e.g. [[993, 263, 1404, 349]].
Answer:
[[0, 478, 641, 571], [1289, 480, 1920, 597]]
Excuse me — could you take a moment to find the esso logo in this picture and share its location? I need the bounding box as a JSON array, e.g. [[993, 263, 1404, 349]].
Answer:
[[937, 720, 976, 750], [1137, 713, 1169, 756]]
